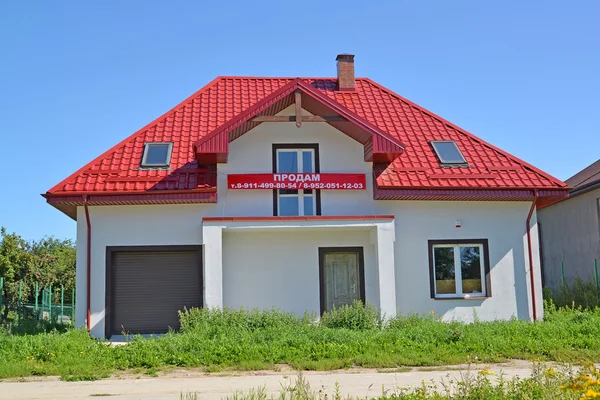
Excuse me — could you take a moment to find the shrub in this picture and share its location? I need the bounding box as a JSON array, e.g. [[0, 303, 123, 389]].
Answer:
[[550, 278, 600, 310], [4, 318, 72, 335], [179, 306, 309, 333], [320, 301, 380, 330]]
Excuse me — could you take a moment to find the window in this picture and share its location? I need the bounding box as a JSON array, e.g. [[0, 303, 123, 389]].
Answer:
[[430, 141, 467, 165], [428, 239, 491, 299], [141, 142, 173, 167], [272, 144, 321, 216]]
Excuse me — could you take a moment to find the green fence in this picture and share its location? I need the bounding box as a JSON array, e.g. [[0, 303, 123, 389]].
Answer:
[[0, 278, 75, 325], [556, 258, 599, 289]]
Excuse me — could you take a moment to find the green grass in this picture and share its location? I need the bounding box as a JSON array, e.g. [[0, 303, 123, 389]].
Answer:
[[2, 302, 600, 381]]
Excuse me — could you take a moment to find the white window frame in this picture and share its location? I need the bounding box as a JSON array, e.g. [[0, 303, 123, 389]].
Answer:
[[430, 140, 467, 165], [432, 243, 486, 298], [275, 148, 316, 216], [141, 142, 173, 167]]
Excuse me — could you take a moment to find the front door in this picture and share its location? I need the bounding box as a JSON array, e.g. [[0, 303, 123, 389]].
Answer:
[[319, 248, 365, 313]]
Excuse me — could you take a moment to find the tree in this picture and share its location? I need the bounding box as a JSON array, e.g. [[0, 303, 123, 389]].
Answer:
[[0, 227, 76, 321]]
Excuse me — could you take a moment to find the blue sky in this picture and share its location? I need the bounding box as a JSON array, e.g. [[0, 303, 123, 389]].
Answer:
[[0, 1, 598, 241]]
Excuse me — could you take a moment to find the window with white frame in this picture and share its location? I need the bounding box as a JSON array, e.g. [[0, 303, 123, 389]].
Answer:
[[428, 240, 490, 298], [273, 144, 319, 216]]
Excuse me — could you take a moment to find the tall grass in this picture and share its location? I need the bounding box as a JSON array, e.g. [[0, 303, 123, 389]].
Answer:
[[2, 302, 600, 381], [545, 278, 600, 310]]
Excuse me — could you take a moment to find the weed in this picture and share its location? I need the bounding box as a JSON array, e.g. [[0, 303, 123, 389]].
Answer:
[[548, 278, 600, 310], [2, 303, 600, 380], [320, 301, 380, 330], [190, 363, 583, 399]]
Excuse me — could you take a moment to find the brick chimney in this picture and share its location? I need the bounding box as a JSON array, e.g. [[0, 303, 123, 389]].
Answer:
[[336, 54, 355, 91]]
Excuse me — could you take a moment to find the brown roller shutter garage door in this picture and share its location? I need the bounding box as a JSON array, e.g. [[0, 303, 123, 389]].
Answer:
[[106, 246, 202, 337]]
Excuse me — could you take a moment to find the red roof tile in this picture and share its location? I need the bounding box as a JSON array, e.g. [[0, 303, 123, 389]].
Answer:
[[46, 76, 567, 200]]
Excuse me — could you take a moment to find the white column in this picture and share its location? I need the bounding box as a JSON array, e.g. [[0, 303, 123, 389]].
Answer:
[[202, 225, 224, 309], [375, 222, 397, 319]]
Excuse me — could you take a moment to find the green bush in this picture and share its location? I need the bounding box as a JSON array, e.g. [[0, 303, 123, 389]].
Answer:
[[179, 306, 309, 333], [320, 301, 380, 330], [549, 278, 600, 310], [3, 318, 71, 335]]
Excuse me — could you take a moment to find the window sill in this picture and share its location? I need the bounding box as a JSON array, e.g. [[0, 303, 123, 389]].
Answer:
[[434, 296, 488, 301]]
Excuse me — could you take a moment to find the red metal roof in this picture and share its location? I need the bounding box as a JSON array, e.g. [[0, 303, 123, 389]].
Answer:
[[45, 76, 568, 215]]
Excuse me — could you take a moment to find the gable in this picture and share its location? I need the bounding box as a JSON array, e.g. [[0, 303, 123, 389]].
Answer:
[[193, 79, 405, 164]]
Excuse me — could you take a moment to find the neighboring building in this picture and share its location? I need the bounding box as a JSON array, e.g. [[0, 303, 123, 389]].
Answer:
[[538, 159, 600, 290], [44, 55, 568, 339]]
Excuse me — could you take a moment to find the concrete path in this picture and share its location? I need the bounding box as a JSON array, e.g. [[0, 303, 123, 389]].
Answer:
[[0, 361, 540, 400]]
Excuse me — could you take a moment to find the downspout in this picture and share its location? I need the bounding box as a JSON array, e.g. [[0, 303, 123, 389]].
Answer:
[[83, 196, 92, 331], [526, 190, 539, 321]]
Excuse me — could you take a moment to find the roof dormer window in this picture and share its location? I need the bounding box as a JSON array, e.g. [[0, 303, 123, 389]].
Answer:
[[431, 141, 467, 165], [141, 142, 173, 167]]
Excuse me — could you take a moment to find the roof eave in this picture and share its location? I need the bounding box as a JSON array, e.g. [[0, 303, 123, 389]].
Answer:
[[43, 190, 218, 219], [374, 186, 569, 203]]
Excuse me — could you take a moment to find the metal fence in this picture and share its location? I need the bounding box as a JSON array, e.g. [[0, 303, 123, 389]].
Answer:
[[0, 278, 75, 325], [555, 259, 599, 288]]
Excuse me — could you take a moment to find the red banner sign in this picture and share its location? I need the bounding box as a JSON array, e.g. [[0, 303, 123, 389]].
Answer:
[[227, 173, 366, 190]]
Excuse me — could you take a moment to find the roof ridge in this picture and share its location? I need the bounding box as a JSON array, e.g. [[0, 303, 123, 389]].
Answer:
[[195, 79, 406, 152], [295, 80, 406, 149], [46, 77, 224, 194], [361, 78, 567, 188], [195, 78, 304, 148], [218, 76, 340, 80]]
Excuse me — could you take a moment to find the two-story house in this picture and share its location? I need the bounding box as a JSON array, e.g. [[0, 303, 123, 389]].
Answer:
[[44, 55, 568, 339]]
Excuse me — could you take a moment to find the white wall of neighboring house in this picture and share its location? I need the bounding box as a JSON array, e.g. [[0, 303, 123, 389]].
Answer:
[[538, 188, 600, 290], [74, 106, 542, 338]]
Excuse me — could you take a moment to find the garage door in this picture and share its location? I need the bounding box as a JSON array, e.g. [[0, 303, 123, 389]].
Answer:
[[107, 247, 202, 336]]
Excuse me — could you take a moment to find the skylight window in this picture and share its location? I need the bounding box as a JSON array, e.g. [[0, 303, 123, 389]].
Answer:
[[141, 142, 173, 167], [431, 141, 467, 165]]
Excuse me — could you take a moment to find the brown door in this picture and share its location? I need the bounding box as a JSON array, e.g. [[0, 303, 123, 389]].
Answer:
[[108, 247, 202, 336], [319, 248, 365, 313]]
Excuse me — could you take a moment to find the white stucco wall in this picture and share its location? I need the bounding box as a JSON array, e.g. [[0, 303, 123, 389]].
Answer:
[[222, 229, 377, 315], [215, 107, 374, 217], [376, 201, 542, 321], [74, 106, 542, 337]]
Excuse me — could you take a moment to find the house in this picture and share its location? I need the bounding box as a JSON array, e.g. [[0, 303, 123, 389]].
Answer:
[[538, 159, 600, 290], [44, 54, 569, 339]]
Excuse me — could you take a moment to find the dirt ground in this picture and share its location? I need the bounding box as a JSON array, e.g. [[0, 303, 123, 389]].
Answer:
[[0, 360, 541, 400]]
